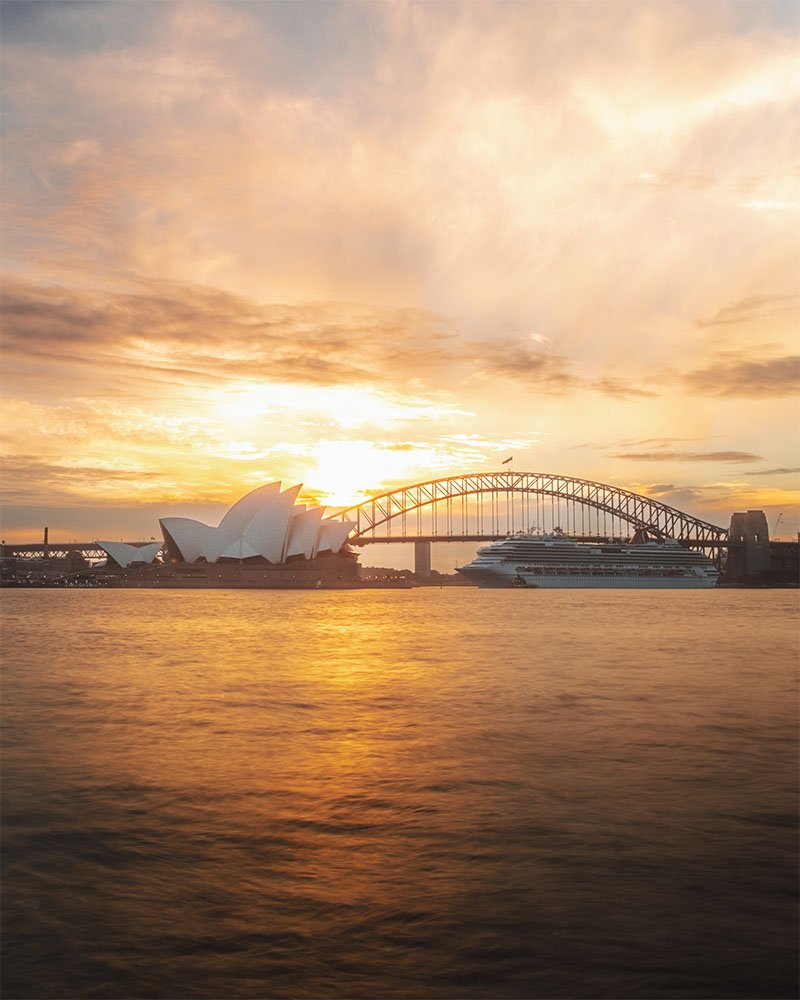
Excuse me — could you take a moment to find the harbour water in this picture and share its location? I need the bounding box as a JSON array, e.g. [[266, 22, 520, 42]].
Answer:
[[2, 589, 798, 999]]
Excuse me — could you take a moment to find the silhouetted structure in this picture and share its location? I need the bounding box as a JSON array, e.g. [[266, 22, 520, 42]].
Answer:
[[727, 510, 771, 580], [414, 540, 432, 578], [769, 539, 800, 586]]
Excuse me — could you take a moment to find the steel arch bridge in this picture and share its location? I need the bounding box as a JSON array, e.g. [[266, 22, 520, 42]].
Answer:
[[332, 471, 729, 549]]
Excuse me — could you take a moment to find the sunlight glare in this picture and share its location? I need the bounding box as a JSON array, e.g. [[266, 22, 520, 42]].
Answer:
[[212, 383, 461, 434]]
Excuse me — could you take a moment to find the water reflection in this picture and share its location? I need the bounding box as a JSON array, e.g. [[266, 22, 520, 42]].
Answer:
[[2, 590, 798, 998]]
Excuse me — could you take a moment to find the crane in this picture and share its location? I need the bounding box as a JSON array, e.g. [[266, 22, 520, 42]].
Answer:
[[772, 512, 784, 537]]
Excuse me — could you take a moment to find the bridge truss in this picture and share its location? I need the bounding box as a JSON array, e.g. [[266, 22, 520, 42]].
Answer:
[[333, 472, 729, 550], [1, 542, 111, 560], [2, 472, 730, 563]]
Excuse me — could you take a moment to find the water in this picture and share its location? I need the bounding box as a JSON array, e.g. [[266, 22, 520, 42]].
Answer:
[[2, 589, 797, 999]]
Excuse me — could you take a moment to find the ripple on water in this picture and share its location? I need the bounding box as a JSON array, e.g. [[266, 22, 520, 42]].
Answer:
[[1, 588, 798, 999]]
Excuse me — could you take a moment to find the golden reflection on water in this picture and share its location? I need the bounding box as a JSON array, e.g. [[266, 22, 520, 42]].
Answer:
[[2, 589, 798, 999]]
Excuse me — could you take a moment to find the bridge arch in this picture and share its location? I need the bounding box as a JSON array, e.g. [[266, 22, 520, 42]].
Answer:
[[332, 472, 728, 547]]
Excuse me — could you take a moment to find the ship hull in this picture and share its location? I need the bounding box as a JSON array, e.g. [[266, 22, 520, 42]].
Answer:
[[458, 567, 718, 589]]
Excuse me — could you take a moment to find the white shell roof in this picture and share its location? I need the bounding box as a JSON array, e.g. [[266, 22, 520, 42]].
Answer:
[[316, 520, 355, 554], [159, 517, 218, 564], [218, 482, 281, 540], [285, 506, 324, 559], [95, 541, 161, 568], [158, 483, 353, 565], [241, 484, 301, 563], [219, 538, 262, 560]]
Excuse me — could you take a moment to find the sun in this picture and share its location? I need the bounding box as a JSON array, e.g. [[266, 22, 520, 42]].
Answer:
[[307, 441, 437, 510]]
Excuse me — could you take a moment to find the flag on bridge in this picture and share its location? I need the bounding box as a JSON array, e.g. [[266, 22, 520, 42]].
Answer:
[[502, 456, 513, 465]]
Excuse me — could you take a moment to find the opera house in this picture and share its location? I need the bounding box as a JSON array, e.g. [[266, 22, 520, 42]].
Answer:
[[96, 482, 359, 588]]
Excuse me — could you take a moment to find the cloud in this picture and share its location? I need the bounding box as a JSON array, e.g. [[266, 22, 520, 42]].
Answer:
[[632, 480, 800, 536], [610, 451, 764, 463], [4, 1, 799, 351], [0, 277, 462, 398], [7, 276, 642, 401], [591, 378, 659, 399], [620, 436, 703, 446], [698, 294, 799, 327], [0, 458, 167, 505], [683, 353, 800, 397], [751, 467, 800, 476], [635, 482, 709, 507], [466, 339, 577, 393]]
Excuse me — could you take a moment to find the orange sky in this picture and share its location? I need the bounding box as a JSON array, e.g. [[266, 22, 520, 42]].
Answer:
[[1, 0, 798, 555]]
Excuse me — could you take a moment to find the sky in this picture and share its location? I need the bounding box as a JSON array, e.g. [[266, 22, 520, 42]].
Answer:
[[1, 0, 798, 560]]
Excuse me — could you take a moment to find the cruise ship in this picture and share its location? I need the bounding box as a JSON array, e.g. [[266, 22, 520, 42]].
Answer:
[[456, 528, 719, 589]]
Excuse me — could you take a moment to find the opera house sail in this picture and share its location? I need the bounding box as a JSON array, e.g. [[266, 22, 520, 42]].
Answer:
[[95, 541, 162, 569]]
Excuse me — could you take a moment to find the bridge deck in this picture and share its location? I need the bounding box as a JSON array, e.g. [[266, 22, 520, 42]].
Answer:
[[2, 534, 733, 560]]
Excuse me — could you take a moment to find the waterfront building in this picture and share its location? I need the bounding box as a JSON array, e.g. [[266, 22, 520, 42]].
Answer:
[[159, 482, 354, 566], [133, 482, 359, 588]]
